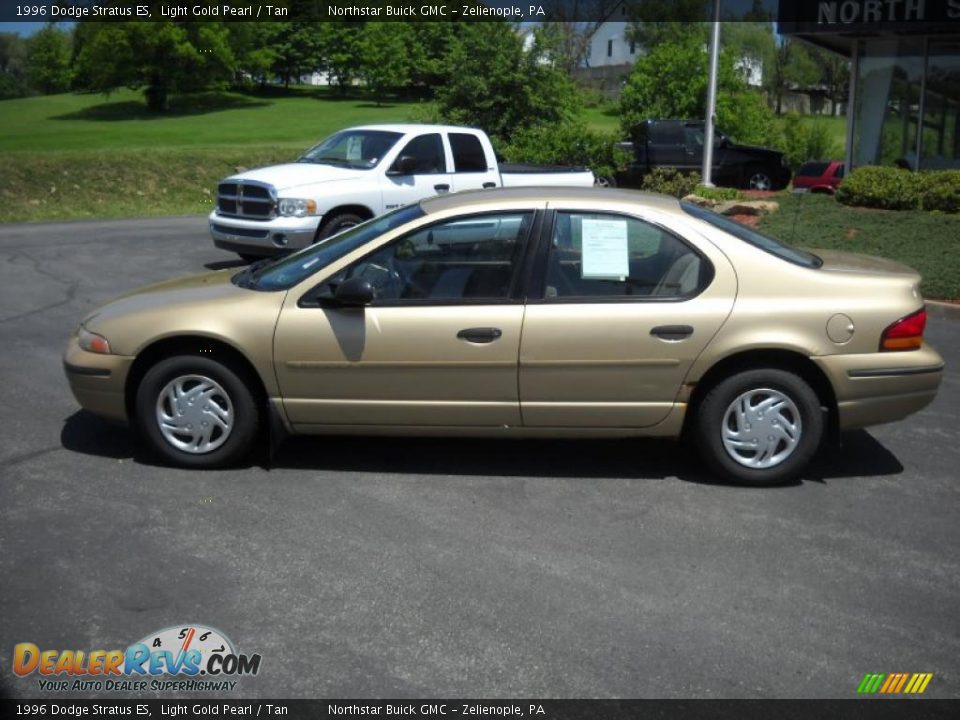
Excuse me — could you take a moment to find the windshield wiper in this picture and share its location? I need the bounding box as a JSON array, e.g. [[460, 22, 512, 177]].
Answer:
[[300, 155, 350, 166], [233, 258, 274, 289]]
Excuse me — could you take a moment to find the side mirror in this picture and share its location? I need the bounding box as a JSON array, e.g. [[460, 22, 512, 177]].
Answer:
[[333, 277, 375, 306], [387, 155, 418, 176]]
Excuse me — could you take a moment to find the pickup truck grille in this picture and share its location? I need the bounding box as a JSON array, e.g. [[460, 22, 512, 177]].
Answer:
[[217, 181, 275, 220]]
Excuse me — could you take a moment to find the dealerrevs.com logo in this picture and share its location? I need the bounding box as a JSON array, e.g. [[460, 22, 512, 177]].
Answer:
[[13, 624, 262, 693]]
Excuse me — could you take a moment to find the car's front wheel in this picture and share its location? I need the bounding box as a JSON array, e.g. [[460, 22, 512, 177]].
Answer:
[[744, 166, 775, 192], [135, 355, 260, 468], [694, 369, 824, 486]]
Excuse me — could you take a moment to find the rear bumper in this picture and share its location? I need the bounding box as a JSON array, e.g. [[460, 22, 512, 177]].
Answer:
[[209, 212, 320, 255], [63, 337, 134, 422], [813, 344, 944, 430]]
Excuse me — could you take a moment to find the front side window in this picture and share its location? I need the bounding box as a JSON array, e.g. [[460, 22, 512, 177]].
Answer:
[[247, 205, 425, 291], [323, 212, 534, 303], [298, 130, 402, 169], [544, 212, 709, 300], [390, 133, 446, 174]]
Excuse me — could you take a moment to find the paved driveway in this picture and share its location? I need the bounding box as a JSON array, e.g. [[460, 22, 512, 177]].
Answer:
[[0, 217, 957, 699]]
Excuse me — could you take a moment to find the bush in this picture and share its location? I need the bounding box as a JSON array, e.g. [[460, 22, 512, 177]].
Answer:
[[641, 167, 701, 198], [693, 185, 742, 202], [500, 120, 628, 183], [780, 114, 842, 170], [836, 166, 922, 211], [918, 171, 960, 213]]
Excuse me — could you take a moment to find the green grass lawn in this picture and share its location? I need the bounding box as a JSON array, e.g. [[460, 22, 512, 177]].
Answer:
[[759, 192, 960, 302], [0, 87, 423, 222]]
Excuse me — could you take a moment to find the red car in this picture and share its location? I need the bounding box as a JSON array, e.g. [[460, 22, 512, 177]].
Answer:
[[792, 160, 845, 194]]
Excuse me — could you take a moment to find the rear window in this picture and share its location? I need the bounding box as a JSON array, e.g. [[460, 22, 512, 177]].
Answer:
[[681, 202, 822, 268], [796, 162, 830, 177], [449, 133, 489, 172]]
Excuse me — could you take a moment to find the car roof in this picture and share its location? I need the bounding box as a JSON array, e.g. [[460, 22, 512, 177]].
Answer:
[[419, 187, 682, 215]]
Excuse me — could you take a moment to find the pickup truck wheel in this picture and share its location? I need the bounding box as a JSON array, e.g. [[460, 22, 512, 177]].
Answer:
[[316, 213, 365, 242], [745, 166, 774, 192], [694, 369, 824, 486], [594, 175, 617, 188]]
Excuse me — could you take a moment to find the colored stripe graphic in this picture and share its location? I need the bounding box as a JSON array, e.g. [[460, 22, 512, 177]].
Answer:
[[857, 673, 932, 694]]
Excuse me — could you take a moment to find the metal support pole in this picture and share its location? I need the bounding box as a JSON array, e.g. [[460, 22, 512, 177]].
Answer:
[[702, 0, 722, 187], [845, 42, 859, 172]]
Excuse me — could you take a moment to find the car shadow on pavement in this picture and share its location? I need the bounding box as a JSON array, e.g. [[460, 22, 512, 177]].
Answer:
[[61, 411, 904, 486], [203, 259, 247, 271]]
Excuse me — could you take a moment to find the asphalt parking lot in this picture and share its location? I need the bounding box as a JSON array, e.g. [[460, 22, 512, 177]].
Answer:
[[0, 216, 958, 700]]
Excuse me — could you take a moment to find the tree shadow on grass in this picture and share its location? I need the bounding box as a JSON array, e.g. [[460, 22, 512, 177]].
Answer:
[[52, 92, 271, 122]]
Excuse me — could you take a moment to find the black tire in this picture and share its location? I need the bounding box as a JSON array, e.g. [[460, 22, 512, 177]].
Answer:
[[743, 165, 775, 192], [694, 368, 824, 486], [316, 212, 365, 242], [135, 355, 260, 469], [238, 253, 264, 264], [595, 175, 617, 188]]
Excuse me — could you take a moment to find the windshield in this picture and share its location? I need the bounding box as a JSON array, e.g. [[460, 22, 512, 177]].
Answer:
[[238, 205, 426, 291], [681, 202, 821, 268], [298, 129, 403, 169]]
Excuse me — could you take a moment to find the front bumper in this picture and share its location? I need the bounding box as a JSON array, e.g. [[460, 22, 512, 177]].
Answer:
[[813, 344, 945, 430], [209, 211, 321, 256], [63, 337, 135, 422]]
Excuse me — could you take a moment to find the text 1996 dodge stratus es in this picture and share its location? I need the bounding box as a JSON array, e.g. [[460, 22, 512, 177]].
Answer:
[[65, 188, 943, 485]]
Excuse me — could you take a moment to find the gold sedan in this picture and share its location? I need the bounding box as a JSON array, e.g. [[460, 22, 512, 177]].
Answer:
[[64, 188, 944, 485]]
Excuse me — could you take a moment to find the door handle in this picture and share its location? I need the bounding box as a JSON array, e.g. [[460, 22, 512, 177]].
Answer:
[[434, 183, 450, 193], [650, 325, 694, 340], [457, 327, 502, 343], [482, 182, 497, 189]]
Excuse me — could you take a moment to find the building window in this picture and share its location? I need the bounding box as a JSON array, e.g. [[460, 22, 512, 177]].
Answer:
[[607, 39, 613, 58], [921, 38, 960, 170], [630, 42, 636, 55]]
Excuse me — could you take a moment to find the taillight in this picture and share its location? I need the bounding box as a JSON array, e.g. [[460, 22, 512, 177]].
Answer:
[[880, 307, 926, 351]]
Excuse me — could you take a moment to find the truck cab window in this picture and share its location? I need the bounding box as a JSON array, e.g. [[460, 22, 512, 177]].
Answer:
[[450, 133, 489, 172], [393, 133, 446, 174]]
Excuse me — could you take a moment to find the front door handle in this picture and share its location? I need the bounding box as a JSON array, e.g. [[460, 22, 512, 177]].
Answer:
[[434, 183, 450, 193], [651, 325, 694, 340], [457, 327, 502, 343], [482, 182, 497, 189]]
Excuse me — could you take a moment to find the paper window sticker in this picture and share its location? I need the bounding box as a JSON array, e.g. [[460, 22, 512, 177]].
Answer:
[[581, 218, 630, 279], [346, 136, 363, 161]]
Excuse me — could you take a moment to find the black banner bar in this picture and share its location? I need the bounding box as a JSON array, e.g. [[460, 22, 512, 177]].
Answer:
[[1, 700, 960, 720]]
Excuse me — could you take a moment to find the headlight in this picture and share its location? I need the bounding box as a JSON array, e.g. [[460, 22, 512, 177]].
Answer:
[[78, 327, 111, 354], [277, 198, 318, 217]]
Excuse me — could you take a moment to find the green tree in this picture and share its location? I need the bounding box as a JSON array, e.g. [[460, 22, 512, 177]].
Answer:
[[769, 37, 820, 114], [619, 35, 776, 146], [269, 22, 323, 88], [357, 23, 411, 105], [25, 24, 72, 95], [0, 32, 28, 99], [74, 13, 235, 111], [433, 22, 579, 143], [317, 22, 363, 95]]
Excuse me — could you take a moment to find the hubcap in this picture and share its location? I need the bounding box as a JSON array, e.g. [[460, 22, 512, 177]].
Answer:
[[155, 375, 233, 454], [749, 173, 772, 191], [721, 388, 802, 469]]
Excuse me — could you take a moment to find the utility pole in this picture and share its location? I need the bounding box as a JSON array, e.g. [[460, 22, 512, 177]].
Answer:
[[702, 0, 722, 187]]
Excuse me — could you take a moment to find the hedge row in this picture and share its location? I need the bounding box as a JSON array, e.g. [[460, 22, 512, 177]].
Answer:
[[836, 166, 960, 213]]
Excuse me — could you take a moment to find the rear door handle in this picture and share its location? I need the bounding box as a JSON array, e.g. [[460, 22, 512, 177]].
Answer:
[[457, 327, 502, 343], [482, 182, 497, 189], [434, 184, 450, 193], [651, 325, 694, 340]]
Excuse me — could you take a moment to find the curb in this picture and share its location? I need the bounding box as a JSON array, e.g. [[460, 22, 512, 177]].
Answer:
[[927, 300, 960, 320]]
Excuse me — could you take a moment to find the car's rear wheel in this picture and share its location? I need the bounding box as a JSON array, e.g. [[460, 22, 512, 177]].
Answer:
[[135, 355, 259, 468], [694, 369, 824, 486], [316, 212, 365, 242]]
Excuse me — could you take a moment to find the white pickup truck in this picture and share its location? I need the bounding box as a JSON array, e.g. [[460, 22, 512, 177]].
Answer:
[[210, 123, 596, 260]]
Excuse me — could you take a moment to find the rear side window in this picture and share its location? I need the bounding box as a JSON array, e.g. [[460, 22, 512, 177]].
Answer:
[[682, 202, 821, 268], [544, 212, 711, 300], [796, 162, 830, 177], [649, 123, 684, 145], [835, 163, 845, 178], [449, 133, 489, 172]]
